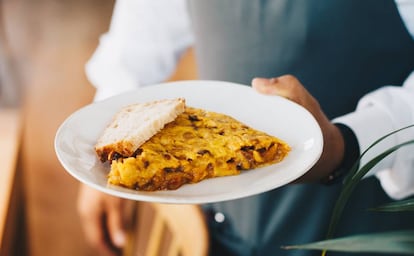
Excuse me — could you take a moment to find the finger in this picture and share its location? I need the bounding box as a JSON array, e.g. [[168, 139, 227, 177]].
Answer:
[[106, 198, 127, 248], [252, 76, 302, 102], [252, 75, 317, 108], [252, 77, 281, 95], [77, 186, 118, 256], [82, 210, 117, 256]]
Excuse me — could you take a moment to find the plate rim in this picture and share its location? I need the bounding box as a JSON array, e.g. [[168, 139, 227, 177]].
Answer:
[[55, 79, 323, 204]]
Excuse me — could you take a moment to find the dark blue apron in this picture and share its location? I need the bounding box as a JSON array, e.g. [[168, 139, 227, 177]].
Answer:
[[187, 0, 414, 255]]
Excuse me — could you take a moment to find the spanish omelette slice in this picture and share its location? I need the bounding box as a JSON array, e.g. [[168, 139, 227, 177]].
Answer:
[[107, 107, 290, 191]]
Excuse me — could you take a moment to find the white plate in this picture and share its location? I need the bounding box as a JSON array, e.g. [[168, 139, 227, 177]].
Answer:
[[55, 80, 323, 204]]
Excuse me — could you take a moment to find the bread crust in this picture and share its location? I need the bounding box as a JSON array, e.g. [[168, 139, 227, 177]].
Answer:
[[95, 98, 186, 162]]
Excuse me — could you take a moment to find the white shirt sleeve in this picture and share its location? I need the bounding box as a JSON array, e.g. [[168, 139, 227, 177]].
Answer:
[[333, 0, 414, 200], [333, 72, 414, 200], [85, 0, 194, 101]]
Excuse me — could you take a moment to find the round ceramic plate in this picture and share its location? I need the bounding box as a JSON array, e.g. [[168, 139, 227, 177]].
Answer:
[[55, 80, 323, 204]]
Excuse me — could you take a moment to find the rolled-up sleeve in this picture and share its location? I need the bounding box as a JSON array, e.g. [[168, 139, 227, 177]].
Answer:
[[85, 0, 194, 101], [333, 72, 414, 199]]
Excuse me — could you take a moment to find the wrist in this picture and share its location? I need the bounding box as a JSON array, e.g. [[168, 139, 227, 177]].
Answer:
[[320, 123, 360, 185]]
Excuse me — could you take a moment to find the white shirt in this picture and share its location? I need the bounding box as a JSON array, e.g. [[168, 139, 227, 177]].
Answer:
[[86, 0, 414, 199]]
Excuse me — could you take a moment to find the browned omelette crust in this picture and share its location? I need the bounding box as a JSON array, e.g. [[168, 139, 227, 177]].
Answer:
[[108, 107, 290, 191]]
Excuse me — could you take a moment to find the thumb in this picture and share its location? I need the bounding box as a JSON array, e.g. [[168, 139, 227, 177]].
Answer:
[[252, 75, 318, 109], [251, 77, 281, 95], [252, 75, 302, 101]]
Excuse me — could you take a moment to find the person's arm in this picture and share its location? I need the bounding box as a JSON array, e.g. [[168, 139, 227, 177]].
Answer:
[[253, 1, 414, 199], [333, 71, 414, 200], [86, 0, 194, 101], [252, 73, 414, 200], [78, 1, 193, 255], [252, 76, 346, 183]]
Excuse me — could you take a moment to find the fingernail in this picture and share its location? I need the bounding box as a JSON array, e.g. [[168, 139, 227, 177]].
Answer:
[[252, 77, 266, 85], [269, 77, 278, 83], [113, 231, 126, 247]]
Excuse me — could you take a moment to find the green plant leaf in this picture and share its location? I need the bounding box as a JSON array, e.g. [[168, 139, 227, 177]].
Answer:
[[284, 124, 414, 256], [370, 198, 414, 212], [343, 124, 414, 185], [326, 138, 414, 239], [283, 230, 414, 254]]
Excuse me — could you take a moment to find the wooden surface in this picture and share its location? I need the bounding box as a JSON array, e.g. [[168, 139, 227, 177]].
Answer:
[[123, 203, 208, 256], [0, 109, 21, 252], [2, 0, 115, 255], [1, 0, 199, 255]]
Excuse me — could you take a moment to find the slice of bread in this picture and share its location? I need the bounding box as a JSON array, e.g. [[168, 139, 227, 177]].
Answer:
[[95, 98, 186, 162]]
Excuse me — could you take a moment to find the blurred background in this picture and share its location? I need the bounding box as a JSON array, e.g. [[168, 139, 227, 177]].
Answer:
[[0, 0, 197, 255], [0, 0, 115, 255]]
